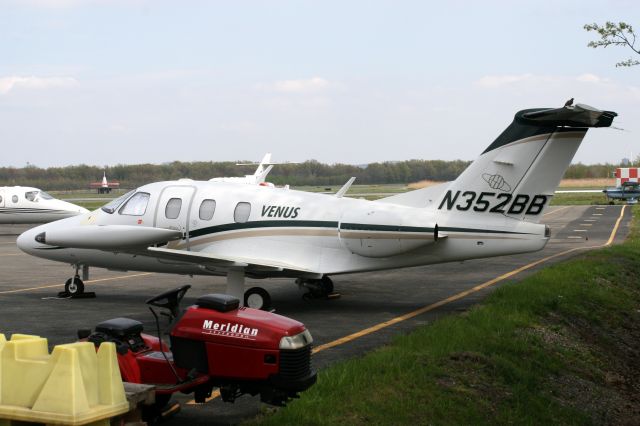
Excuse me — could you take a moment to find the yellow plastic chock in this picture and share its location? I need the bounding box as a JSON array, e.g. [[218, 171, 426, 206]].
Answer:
[[0, 333, 129, 425]]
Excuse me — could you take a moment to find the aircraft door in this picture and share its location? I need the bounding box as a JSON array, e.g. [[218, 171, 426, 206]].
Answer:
[[154, 185, 196, 248]]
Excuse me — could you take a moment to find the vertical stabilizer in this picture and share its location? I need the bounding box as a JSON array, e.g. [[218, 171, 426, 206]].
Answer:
[[435, 103, 617, 222], [254, 153, 272, 177]]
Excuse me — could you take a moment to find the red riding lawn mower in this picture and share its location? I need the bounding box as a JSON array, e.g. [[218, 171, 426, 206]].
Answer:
[[78, 285, 317, 421]]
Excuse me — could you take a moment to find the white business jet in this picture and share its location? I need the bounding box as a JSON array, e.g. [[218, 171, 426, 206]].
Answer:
[[0, 186, 88, 224], [17, 103, 616, 309]]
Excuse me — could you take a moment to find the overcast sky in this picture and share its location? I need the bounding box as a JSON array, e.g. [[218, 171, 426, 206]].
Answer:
[[0, 0, 638, 168]]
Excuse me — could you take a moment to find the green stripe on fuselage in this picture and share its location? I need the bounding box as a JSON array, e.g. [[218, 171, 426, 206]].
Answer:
[[188, 220, 534, 239], [189, 220, 339, 239]]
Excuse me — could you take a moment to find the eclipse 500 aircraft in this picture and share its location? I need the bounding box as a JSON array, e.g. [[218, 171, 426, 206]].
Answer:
[[0, 186, 88, 224], [18, 103, 617, 309]]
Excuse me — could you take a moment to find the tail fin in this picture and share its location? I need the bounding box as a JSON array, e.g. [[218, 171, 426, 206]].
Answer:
[[434, 103, 616, 222], [253, 153, 272, 177], [256, 164, 274, 184]]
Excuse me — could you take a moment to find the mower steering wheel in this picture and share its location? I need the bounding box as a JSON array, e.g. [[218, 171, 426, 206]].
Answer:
[[145, 284, 191, 312]]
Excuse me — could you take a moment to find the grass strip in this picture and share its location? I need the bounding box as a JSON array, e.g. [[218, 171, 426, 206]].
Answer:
[[251, 208, 640, 425]]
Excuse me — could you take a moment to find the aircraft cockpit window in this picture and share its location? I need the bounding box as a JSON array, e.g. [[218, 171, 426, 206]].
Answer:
[[234, 202, 251, 223], [119, 192, 150, 216], [39, 191, 54, 200], [25, 191, 38, 202], [101, 190, 135, 214], [165, 198, 182, 219], [0, 195, 3, 203], [199, 199, 216, 220]]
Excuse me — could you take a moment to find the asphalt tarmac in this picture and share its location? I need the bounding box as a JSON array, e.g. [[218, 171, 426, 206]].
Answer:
[[0, 205, 632, 424]]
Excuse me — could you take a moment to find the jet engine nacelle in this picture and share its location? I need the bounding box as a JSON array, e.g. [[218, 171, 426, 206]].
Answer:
[[338, 210, 438, 258]]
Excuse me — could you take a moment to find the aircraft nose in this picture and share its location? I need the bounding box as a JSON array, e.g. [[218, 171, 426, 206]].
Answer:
[[17, 225, 46, 255]]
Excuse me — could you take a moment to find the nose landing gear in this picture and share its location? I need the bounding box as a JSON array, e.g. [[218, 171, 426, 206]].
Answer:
[[65, 275, 84, 295], [58, 265, 96, 299]]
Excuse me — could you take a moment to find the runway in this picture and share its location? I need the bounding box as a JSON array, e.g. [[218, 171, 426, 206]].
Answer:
[[0, 205, 631, 424]]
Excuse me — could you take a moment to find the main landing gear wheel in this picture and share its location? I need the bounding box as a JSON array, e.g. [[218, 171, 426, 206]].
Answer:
[[244, 287, 271, 311], [65, 276, 85, 296], [320, 275, 334, 294], [301, 276, 339, 301]]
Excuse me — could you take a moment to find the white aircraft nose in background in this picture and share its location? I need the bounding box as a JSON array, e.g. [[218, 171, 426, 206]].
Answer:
[[0, 186, 88, 224]]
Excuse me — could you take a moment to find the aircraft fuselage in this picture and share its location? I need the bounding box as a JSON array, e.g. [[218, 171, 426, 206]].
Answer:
[[18, 179, 549, 278]]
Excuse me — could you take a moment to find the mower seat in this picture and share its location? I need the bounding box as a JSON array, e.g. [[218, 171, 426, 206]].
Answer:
[[95, 317, 143, 337], [196, 294, 239, 312]]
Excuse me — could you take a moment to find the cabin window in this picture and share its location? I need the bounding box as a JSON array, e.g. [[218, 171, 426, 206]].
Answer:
[[25, 191, 38, 201], [119, 192, 150, 216], [199, 199, 216, 220], [234, 202, 251, 223], [165, 198, 182, 219], [102, 190, 134, 214], [12, 195, 18, 203]]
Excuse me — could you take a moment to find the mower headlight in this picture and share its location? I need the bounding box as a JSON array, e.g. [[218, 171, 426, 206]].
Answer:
[[279, 329, 313, 350]]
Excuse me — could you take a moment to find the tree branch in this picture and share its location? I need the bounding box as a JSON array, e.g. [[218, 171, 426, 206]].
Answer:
[[584, 21, 639, 67]]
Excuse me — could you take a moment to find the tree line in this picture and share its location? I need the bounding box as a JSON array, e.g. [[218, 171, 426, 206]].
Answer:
[[0, 160, 629, 190]]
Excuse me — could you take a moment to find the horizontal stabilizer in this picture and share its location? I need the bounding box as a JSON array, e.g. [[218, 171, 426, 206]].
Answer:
[[520, 103, 616, 127], [377, 182, 450, 208], [38, 225, 182, 249]]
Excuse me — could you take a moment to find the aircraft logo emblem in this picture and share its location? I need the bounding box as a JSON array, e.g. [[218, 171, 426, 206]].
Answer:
[[482, 173, 512, 192]]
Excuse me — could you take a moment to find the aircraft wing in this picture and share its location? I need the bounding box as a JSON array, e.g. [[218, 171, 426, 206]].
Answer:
[[146, 246, 318, 274]]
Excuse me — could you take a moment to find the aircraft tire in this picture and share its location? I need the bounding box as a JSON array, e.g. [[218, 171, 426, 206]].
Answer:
[[320, 276, 334, 294], [65, 276, 85, 295], [244, 287, 271, 310]]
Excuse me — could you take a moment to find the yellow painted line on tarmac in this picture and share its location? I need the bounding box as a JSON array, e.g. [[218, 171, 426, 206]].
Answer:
[[0, 253, 22, 257], [605, 205, 626, 246], [0, 272, 154, 295]]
